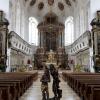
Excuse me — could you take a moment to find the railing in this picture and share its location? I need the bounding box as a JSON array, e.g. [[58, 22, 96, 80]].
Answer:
[[10, 65, 34, 72], [65, 31, 91, 55], [8, 31, 33, 55]]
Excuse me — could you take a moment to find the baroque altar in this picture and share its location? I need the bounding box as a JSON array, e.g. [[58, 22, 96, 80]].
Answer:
[[34, 12, 68, 69]]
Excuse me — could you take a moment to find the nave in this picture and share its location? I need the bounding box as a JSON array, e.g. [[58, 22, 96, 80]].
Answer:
[[19, 71, 80, 100], [0, 0, 100, 100]]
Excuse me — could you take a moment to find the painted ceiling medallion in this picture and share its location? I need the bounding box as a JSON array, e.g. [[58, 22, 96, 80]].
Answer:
[[58, 2, 64, 11], [30, 0, 36, 6], [48, 0, 54, 6], [65, 0, 71, 6], [38, 2, 44, 10]]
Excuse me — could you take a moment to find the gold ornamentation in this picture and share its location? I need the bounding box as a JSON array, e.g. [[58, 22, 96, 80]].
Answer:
[[47, 50, 55, 63]]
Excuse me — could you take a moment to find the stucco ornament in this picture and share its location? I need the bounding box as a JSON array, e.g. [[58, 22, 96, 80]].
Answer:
[[48, 0, 54, 6]]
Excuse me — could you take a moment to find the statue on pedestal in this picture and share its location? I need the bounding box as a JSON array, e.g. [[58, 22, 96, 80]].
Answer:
[[47, 50, 55, 63]]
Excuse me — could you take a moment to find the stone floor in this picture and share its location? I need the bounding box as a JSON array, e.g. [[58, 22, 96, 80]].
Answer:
[[19, 72, 80, 100]]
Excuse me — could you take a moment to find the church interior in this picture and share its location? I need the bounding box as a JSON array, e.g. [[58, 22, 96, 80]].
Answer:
[[0, 0, 100, 100]]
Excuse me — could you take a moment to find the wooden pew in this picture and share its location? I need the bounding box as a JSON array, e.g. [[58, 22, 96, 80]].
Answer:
[[0, 72, 38, 100], [0, 86, 10, 100], [62, 72, 100, 100]]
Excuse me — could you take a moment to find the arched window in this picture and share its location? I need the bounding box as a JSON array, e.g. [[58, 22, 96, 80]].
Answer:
[[65, 16, 74, 46], [29, 17, 38, 45]]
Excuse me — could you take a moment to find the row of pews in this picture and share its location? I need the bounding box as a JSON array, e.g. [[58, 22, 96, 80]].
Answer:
[[62, 72, 100, 100], [0, 72, 38, 100]]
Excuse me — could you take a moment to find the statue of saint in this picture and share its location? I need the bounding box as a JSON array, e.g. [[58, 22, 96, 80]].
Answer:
[[48, 50, 55, 63]]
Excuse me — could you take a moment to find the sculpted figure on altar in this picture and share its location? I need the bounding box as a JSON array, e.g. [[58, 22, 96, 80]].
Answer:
[[48, 50, 55, 63]]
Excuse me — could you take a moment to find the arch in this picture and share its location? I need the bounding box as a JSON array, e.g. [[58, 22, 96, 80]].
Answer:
[[29, 17, 38, 45], [65, 16, 74, 46]]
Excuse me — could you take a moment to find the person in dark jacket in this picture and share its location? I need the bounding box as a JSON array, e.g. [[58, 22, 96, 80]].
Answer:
[[40, 65, 50, 100], [49, 64, 62, 99]]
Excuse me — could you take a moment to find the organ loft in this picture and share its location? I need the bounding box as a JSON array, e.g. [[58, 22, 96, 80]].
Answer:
[[34, 12, 68, 69]]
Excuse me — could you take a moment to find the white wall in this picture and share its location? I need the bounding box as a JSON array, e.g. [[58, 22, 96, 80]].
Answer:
[[0, 0, 9, 19], [73, 0, 90, 41]]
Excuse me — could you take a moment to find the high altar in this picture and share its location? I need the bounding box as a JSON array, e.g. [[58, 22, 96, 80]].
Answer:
[[34, 12, 68, 69]]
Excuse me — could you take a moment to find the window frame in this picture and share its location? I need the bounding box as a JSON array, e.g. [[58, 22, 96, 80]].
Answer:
[[29, 17, 38, 46], [65, 16, 74, 46]]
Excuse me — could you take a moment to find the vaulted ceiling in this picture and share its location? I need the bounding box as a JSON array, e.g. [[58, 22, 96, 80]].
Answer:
[[25, 0, 77, 23]]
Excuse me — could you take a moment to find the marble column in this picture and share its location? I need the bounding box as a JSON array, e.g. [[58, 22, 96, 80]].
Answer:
[[38, 31, 41, 47], [58, 31, 60, 48], [62, 32, 65, 47], [39, 30, 44, 48], [61, 32, 63, 47], [58, 31, 62, 48]]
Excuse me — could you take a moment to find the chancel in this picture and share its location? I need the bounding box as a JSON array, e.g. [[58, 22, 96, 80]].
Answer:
[[34, 12, 68, 69], [0, 0, 100, 100]]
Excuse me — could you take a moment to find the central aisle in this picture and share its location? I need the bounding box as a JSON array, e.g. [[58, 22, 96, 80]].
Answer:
[[19, 72, 80, 100]]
